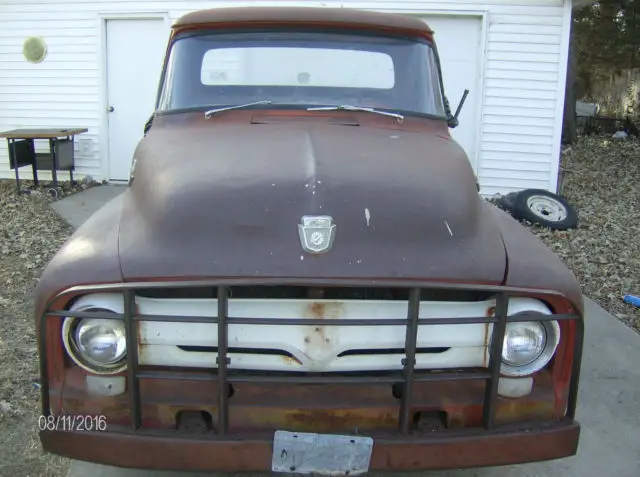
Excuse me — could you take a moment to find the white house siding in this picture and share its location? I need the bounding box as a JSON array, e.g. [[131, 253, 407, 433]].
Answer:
[[0, 0, 571, 196]]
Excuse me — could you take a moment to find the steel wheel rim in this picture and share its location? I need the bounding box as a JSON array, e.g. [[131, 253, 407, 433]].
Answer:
[[525, 195, 567, 222]]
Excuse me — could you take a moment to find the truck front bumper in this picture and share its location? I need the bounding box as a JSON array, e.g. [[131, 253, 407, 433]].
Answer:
[[40, 420, 579, 472]]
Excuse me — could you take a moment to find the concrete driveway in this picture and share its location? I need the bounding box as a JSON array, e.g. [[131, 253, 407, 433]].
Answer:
[[53, 186, 640, 477]]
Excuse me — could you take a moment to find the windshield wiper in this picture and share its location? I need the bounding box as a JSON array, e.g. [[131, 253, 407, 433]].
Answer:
[[306, 104, 404, 123], [204, 100, 272, 119]]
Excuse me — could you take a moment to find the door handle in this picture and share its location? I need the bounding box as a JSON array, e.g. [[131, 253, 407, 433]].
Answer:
[[107, 106, 115, 113]]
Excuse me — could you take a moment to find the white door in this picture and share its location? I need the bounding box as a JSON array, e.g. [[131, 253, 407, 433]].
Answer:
[[106, 18, 169, 181], [421, 16, 482, 171]]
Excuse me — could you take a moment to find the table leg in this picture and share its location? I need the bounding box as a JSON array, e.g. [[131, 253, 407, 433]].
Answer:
[[30, 139, 39, 186], [9, 139, 20, 192], [50, 138, 59, 190]]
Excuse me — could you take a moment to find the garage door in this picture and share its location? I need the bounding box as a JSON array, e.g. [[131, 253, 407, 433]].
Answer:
[[421, 15, 482, 171]]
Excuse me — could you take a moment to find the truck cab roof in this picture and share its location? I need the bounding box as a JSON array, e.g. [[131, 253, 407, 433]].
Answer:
[[173, 6, 434, 39]]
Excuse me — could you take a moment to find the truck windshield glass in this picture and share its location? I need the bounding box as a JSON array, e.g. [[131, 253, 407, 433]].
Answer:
[[157, 31, 446, 118]]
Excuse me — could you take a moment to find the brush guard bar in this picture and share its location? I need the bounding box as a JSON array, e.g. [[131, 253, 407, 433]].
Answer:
[[38, 279, 584, 435]]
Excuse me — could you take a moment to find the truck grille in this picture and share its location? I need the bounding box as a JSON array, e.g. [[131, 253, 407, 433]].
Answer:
[[132, 293, 497, 372], [39, 279, 583, 435]]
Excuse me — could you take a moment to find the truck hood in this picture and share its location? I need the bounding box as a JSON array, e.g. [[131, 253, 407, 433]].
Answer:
[[118, 113, 506, 283]]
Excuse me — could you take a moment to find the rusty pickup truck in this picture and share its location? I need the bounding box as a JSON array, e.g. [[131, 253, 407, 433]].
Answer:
[[35, 6, 583, 473]]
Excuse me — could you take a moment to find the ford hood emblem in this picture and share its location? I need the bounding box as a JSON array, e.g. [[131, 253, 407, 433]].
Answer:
[[298, 215, 336, 254]]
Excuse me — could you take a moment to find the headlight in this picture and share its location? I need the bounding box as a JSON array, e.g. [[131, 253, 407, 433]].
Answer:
[[502, 322, 546, 366], [500, 318, 560, 377], [76, 317, 126, 363], [62, 294, 127, 374]]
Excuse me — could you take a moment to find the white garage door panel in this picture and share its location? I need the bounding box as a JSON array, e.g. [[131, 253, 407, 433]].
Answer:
[[421, 16, 482, 170]]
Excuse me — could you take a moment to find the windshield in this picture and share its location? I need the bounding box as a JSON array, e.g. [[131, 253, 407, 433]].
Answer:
[[157, 30, 446, 118]]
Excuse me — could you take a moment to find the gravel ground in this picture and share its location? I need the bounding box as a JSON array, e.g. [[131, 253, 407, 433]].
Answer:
[[0, 135, 638, 476], [0, 180, 95, 477], [513, 136, 640, 329]]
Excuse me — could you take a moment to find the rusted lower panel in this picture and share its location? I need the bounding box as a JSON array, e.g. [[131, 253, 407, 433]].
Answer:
[[58, 367, 557, 432], [40, 421, 580, 472], [234, 408, 398, 433]]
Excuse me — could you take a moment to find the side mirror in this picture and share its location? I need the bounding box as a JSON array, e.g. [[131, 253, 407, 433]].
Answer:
[[447, 89, 470, 129]]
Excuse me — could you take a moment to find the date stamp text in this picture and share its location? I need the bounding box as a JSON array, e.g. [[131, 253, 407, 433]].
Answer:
[[38, 414, 107, 432]]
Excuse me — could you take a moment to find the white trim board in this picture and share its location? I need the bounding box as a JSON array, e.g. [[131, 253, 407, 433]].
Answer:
[[549, 0, 571, 193]]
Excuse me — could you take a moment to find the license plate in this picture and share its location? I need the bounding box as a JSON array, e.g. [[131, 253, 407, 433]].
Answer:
[[271, 430, 374, 476]]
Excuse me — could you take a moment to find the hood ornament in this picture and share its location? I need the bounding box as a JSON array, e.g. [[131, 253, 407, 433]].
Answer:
[[298, 216, 336, 254]]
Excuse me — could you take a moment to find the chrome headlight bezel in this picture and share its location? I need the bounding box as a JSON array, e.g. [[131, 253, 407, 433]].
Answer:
[[500, 316, 560, 377], [62, 303, 128, 375]]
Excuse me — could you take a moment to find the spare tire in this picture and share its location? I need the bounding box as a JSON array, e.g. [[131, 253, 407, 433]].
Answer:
[[511, 189, 578, 230]]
